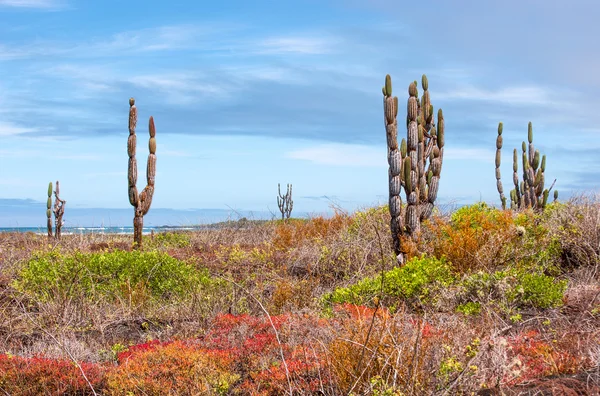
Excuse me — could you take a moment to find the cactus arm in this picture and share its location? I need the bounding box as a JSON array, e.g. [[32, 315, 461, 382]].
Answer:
[[495, 122, 506, 209], [46, 182, 53, 239]]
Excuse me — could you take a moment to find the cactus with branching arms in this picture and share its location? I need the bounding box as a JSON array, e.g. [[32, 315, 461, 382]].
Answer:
[[277, 183, 293, 220], [128, 98, 156, 249], [383, 74, 445, 264], [496, 121, 556, 210]]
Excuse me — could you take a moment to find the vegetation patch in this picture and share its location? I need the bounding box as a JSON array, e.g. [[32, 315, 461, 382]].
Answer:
[[12, 249, 222, 303], [323, 256, 455, 309]]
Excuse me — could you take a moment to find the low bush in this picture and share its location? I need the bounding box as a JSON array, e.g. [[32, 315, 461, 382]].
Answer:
[[323, 256, 454, 310], [429, 202, 516, 274], [107, 340, 237, 395], [146, 231, 191, 249], [0, 354, 106, 395], [12, 250, 223, 304]]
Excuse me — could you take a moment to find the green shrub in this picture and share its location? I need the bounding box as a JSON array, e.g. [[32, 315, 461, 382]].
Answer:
[[13, 250, 221, 303], [456, 302, 481, 316], [509, 272, 567, 309], [323, 256, 454, 308], [449, 202, 508, 231], [146, 231, 191, 248], [455, 269, 566, 314]]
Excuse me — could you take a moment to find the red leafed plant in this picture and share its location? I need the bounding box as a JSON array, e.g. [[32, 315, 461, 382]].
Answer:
[[107, 340, 238, 395], [0, 354, 106, 395], [506, 329, 581, 384]]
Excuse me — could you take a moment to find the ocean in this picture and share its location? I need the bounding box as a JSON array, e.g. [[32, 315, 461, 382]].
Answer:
[[0, 225, 207, 235]]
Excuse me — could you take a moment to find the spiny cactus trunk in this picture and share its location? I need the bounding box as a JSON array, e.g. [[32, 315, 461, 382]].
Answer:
[[406, 84, 420, 236], [383, 74, 445, 265], [46, 182, 52, 239], [128, 98, 156, 250], [53, 180, 66, 240], [383, 75, 403, 263]]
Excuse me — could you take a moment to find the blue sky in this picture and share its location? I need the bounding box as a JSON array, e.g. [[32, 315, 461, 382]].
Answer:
[[1, 0, 599, 226]]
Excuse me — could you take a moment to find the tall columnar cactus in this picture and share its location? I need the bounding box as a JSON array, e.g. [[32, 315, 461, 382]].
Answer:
[[383, 74, 445, 264], [496, 121, 556, 211], [277, 183, 293, 220], [495, 123, 507, 209], [53, 180, 66, 239], [128, 98, 156, 249], [46, 182, 53, 239]]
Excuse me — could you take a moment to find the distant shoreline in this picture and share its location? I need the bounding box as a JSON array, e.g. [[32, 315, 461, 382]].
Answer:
[[0, 219, 272, 235]]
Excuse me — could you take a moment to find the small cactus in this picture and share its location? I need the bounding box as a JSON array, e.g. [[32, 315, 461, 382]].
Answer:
[[53, 180, 66, 240], [495, 121, 557, 211], [128, 98, 156, 249], [277, 183, 293, 220]]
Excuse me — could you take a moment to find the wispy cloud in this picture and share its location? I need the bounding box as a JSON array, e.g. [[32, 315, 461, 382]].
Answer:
[[0, 0, 64, 9], [0, 122, 38, 136], [255, 36, 336, 55], [286, 144, 386, 167], [437, 85, 564, 107], [0, 24, 242, 61]]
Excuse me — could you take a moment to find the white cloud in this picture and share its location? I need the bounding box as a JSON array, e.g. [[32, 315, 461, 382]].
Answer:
[[0, 0, 63, 8], [437, 85, 564, 107], [286, 143, 386, 167], [0, 122, 37, 136], [288, 144, 496, 166], [255, 36, 336, 55]]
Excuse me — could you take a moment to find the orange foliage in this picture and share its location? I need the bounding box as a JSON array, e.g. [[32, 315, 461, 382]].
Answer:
[[326, 304, 443, 394], [428, 206, 516, 273], [106, 340, 237, 395], [273, 213, 351, 250]]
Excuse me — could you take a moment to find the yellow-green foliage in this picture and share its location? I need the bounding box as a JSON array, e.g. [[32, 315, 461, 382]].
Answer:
[[323, 256, 454, 309], [146, 231, 191, 248], [13, 250, 222, 303], [456, 269, 567, 312], [508, 272, 567, 309]]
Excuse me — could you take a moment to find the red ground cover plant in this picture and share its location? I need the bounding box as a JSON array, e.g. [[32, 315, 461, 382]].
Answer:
[[204, 313, 329, 395], [106, 340, 238, 395], [0, 353, 106, 395], [505, 329, 582, 385]]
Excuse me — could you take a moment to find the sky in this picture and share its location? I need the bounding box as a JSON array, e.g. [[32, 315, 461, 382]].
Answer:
[[1, 0, 599, 226]]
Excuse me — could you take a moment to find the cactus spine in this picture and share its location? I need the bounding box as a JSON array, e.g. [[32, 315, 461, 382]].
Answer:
[[46, 182, 52, 239], [128, 98, 156, 249], [383, 74, 445, 264], [53, 180, 66, 239], [277, 183, 293, 221], [495, 121, 556, 211]]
